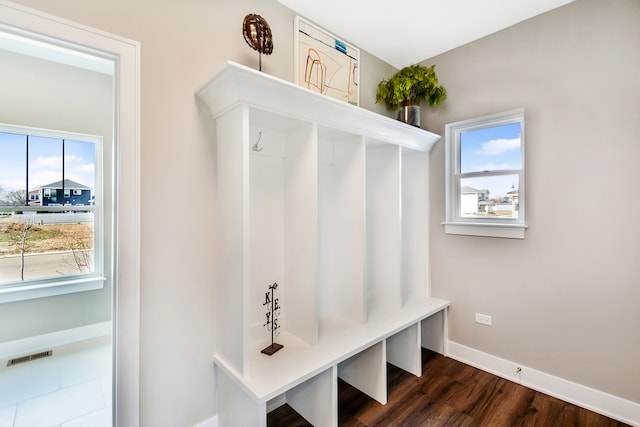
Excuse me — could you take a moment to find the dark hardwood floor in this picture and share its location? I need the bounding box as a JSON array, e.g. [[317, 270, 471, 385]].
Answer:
[[268, 349, 629, 427]]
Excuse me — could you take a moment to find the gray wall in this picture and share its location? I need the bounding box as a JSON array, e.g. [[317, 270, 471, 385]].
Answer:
[[0, 50, 113, 342], [5, 1, 395, 425], [424, 0, 640, 403]]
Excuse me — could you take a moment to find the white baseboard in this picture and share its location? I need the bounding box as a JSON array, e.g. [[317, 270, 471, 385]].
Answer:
[[0, 321, 111, 361], [194, 415, 218, 427], [447, 341, 640, 427]]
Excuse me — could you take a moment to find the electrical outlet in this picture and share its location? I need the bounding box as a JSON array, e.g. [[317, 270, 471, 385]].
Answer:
[[475, 312, 492, 326]]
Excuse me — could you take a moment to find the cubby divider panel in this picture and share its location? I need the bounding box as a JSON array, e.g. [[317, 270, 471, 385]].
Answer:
[[286, 366, 338, 427], [318, 131, 366, 329], [283, 124, 319, 346], [421, 307, 448, 355], [216, 105, 250, 377], [338, 340, 387, 404], [366, 142, 402, 315], [387, 322, 422, 377], [217, 365, 267, 427], [401, 149, 431, 304]]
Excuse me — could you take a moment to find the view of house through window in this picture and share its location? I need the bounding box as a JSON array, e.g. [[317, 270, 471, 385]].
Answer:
[[0, 128, 98, 284]]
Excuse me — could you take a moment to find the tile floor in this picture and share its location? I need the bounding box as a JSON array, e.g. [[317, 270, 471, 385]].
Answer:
[[0, 340, 111, 427]]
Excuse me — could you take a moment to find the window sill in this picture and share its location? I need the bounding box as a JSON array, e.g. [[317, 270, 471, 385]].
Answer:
[[0, 276, 106, 304], [443, 221, 527, 239]]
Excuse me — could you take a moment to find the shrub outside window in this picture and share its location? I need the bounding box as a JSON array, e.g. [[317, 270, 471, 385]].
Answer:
[[444, 109, 527, 239]]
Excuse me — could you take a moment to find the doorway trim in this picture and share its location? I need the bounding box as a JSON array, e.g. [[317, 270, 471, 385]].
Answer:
[[0, 1, 141, 425]]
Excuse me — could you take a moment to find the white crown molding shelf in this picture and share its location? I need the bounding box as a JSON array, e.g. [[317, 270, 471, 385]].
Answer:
[[197, 61, 448, 427], [197, 61, 440, 152]]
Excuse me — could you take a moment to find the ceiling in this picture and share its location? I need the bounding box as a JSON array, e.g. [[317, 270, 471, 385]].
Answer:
[[278, 0, 574, 69]]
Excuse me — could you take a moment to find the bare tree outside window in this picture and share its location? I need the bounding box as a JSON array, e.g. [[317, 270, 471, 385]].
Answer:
[[5, 189, 26, 206], [5, 221, 35, 280]]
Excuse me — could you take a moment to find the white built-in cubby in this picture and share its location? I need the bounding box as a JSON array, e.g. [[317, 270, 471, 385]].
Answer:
[[197, 61, 450, 427]]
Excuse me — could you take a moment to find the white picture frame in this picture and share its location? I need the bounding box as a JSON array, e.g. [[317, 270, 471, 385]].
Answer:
[[294, 16, 360, 106]]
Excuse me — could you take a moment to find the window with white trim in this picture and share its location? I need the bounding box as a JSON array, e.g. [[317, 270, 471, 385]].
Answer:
[[444, 109, 527, 239], [0, 124, 106, 302]]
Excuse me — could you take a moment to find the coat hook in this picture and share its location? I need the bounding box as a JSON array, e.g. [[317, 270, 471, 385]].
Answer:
[[253, 131, 263, 152]]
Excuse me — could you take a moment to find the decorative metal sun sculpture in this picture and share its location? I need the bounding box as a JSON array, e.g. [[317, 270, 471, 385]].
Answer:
[[242, 13, 273, 71]]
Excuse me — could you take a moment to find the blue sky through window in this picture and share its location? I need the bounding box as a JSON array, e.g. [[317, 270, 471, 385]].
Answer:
[[459, 122, 521, 199], [461, 122, 521, 173], [0, 132, 95, 200]]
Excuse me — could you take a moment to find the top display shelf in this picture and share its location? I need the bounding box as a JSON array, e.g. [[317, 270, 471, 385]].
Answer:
[[196, 61, 440, 152]]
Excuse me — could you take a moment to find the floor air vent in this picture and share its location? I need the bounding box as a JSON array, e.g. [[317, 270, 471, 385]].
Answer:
[[7, 350, 53, 367]]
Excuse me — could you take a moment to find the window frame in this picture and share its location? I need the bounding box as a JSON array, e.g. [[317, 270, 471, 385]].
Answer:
[[443, 108, 527, 239], [0, 123, 106, 303]]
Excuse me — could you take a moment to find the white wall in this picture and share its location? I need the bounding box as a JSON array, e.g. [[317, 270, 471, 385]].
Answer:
[[425, 0, 640, 404], [5, 1, 396, 425]]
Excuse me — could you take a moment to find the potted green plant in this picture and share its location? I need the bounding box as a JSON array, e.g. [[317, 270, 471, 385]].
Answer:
[[375, 64, 447, 127]]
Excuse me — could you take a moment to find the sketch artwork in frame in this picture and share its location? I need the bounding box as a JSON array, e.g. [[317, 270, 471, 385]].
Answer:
[[295, 16, 360, 106]]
